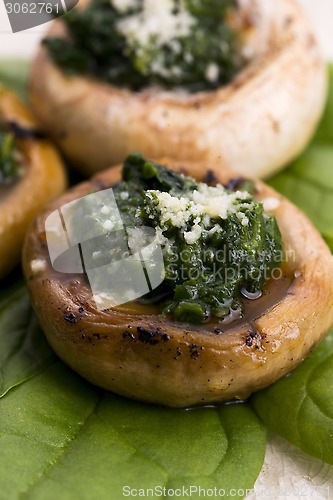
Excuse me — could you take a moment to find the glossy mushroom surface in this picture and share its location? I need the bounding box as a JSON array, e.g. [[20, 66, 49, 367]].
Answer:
[[29, 0, 327, 178], [23, 159, 333, 407], [0, 89, 67, 279]]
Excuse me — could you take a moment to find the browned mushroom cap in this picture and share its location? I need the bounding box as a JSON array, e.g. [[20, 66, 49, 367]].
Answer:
[[0, 89, 67, 279], [22, 158, 333, 407], [29, 0, 327, 178]]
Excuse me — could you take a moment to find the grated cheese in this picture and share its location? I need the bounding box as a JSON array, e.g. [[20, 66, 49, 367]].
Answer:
[[101, 205, 111, 215], [205, 62, 220, 83], [102, 220, 114, 231], [184, 224, 202, 245], [262, 197, 281, 212], [147, 183, 254, 244], [111, 0, 139, 13], [115, 0, 195, 76], [31, 259, 47, 274], [120, 191, 129, 200]]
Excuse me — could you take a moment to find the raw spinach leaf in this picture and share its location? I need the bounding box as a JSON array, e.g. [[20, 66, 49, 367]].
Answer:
[[0, 281, 54, 398], [252, 328, 333, 465], [257, 63, 333, 463], [268, 64, 333, 250], [269, 144, 333, 248], [0, 59, 29, 101], [0, 362, 266, 499], [313, 65, 333, 144]]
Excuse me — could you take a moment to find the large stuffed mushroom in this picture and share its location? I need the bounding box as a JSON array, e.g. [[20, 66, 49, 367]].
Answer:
[[29, 0, 327, 177], [23, 158, 333, 407]]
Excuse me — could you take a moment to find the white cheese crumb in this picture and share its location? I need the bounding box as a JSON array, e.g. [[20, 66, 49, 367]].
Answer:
[[116, 0, 195, 57], [148, 183, 253, 245], [207, 225, 220, 237], [262, 197, 281, 212], [155, 227, 169, 246], [101, 205, 111, 215], [236, 212, 249, 227], [184, 224, 202, 244], [147, 191, 199, 228], [31, 259, 47, 274], [184, 52, 194, 64], [102, 220, 114, 231], [205, 62, 220, 82], [242, 44, 255, 60], [120, 191, 129, 200], [191, 184, 251, 220]]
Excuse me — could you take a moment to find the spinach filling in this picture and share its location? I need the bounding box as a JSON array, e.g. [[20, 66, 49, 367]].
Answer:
[[86, 154, 283, 324], [43, 0, 242, 92], [0, 129, 20, 184]]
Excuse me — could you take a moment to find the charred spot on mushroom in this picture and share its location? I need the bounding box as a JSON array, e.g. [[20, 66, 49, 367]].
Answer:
[[137, 326, 160, 345], [245, 325, 263, 349], [189, 343, 200, 359], [225, 177, 256, 195], [92, 333, 105, 339], [122, 331, 136, 341], [203, 170, 218, 186], [8, 121, 45, 140], [175, 347, 182, 358], [64, 312, 78, 324]]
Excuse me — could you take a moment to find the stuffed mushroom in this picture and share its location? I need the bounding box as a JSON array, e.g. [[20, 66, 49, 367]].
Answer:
[[0, 88, 66, 279], [30, 0, 326, 177], [23, 155, 333, 407]]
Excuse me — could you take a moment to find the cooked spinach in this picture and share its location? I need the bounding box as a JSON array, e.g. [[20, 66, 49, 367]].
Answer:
[[0, 129, 20, 184], [87, 153, 283, 324], [43, 0, 241, 91]]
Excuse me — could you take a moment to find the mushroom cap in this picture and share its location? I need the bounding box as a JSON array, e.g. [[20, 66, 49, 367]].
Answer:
[[0, 89, 67, 278], [22, 159, 333, 407], [29, 0, 327, 178]]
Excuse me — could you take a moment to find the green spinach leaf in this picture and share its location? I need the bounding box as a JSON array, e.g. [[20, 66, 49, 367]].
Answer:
[[0, 60, 29, 101], [269, 144, 333, 248], [313, 65, 333, 144], [0, 281, 54, 398], [257, 64, 333, 464], [0, 361, 266, 499], [252, 328, 333, 465], [269, 146, 333, 250], [268, 64, 333, 250]]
